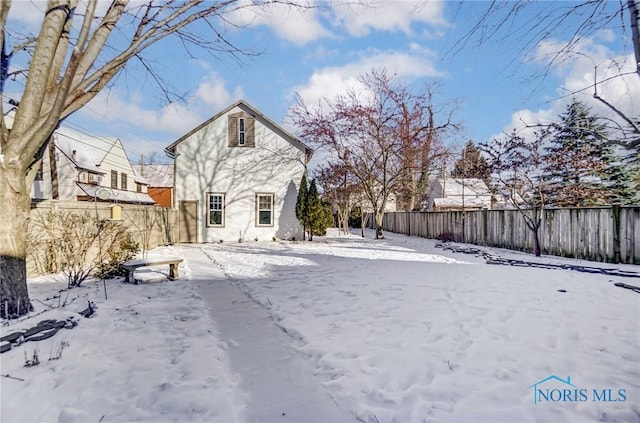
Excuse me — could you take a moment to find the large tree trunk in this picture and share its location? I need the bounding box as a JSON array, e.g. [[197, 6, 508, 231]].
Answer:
[[0, 166, 32, 319], [374, 210, 384, 239], [532, 226, 541, 257], [361, 212, 369, 237]]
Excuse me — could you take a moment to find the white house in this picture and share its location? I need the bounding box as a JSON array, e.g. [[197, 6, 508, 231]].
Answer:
[[30, 126, 155, 204], [426, 177, 492, 211], [165, 100, 312, 243]]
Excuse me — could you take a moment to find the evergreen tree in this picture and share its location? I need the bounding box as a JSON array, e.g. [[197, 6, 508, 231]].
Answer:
[[451, 141, 491, 185], [306, 179, 324, 241], [621, 120, 640, 203], [543, 100, 633, 206], [295, 173, 309, 240]]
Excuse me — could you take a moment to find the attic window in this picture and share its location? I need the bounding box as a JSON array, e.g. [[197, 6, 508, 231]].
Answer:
[[239, 118, 245, 145], [228, 113, 255, 148]]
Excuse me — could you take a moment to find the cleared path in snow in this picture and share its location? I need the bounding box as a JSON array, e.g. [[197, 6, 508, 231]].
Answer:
[[184, 245, 354, 423]]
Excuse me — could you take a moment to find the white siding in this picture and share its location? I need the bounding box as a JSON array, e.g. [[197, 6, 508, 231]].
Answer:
[[98, 139, 137, 192], [174, 106, 306, 241]]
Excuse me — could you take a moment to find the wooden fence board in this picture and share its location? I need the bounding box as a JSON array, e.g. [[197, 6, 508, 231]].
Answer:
[[379, 206, 640, 264]]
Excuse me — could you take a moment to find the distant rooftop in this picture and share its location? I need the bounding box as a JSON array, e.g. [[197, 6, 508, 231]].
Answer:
[[132, 164, 174, 187], [55, 126, 120, 174]]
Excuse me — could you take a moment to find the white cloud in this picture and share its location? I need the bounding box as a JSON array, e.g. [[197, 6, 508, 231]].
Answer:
[[225, 0, 332, 46], [496, 36, 639, 140], [290, 47, 445, 107], [225, 0, 446, 45], [78, 72, 243, 135], [6, 1, 45, 28], [330, 0, 447, 37], [195, 75, 245, 109]]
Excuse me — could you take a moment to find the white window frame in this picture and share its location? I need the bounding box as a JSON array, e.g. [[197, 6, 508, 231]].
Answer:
[[238, 117, 246, 146], [256, 193, 274, 227], [207, 193, 225, 227]]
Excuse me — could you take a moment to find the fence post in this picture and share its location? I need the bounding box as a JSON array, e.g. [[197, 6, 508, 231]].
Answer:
[[482, 209, 488, 246], [612, 204, 621, 264]]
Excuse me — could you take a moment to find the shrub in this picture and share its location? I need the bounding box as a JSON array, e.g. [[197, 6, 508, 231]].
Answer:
[[28, 210, 140, 287], [311, 203, 335, 237], [95, 231, 140, 279], [436, 232, 456, 242]]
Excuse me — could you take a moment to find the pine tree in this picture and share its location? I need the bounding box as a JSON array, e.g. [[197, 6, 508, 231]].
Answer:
[[621, 120, 640, 204], [451, 141, 491, 185], [306, 179, 323, 241], [295, 173, 309, 240], [543, 100, 632, 206]]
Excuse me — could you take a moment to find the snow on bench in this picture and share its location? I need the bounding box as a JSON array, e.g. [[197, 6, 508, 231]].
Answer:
[[121, 257, 183, 284]]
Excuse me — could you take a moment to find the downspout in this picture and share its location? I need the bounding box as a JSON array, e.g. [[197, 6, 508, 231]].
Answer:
[[48, 134, 59, 200]]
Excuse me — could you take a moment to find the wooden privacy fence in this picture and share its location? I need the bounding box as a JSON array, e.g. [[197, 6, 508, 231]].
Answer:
[[27, 201, 179, 276], [379, 206, 640, 264]]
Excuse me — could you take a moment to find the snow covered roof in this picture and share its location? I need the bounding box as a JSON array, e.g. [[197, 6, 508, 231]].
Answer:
[[55, 126, 118, 174], [132, 164, 173, 187], [433, 197, 489, 209], [77, 183, 156, 204], [132, 169, 150, 186], [437, 178, 491, 197]]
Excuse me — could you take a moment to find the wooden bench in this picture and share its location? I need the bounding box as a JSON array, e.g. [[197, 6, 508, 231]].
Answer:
[[121, 257, 184, 284]]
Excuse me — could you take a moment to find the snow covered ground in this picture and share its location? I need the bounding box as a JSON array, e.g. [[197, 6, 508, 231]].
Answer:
[[2, 229, 639, 422], [1, 251, 245, 423]]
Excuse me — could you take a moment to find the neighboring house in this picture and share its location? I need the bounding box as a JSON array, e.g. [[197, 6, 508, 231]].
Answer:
[[132, 164, 174, 208], [165, 99, 312, 242], [30, 125, 155, 204], [351, 188, 398, 214], [426, 177, 492, 211]]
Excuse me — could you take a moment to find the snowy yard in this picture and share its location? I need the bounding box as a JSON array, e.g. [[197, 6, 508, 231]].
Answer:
[[2, 229, 639, 422]]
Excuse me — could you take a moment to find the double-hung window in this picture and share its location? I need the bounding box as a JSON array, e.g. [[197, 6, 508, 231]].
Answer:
[[238, 118, 246, 146], [111, 170, 118, 188], [121, 173, 128, 190], [208, 193, 225, 226], [256, 193, 274, 226]]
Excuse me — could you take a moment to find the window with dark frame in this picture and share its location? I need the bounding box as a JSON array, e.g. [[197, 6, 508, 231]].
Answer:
[[121, 173, 127, 190], [256, 194, 273, 226], [208, 193, 225, 226], [136, 183, 142, 193], [238, 118, 246, 145], [111, 170, 118, 188]]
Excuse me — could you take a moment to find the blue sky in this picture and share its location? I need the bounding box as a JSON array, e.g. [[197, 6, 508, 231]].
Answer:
[[4, 1, 639, 164]]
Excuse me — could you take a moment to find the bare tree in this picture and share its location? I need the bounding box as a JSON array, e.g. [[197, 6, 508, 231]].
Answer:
[[395, 85, 458, 211], [451, 1, 640, 142], [315, 163, 358, 235], [290, 70, 457, 238], [481, 129, 551, 257], [0, 0, 310, 319]]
